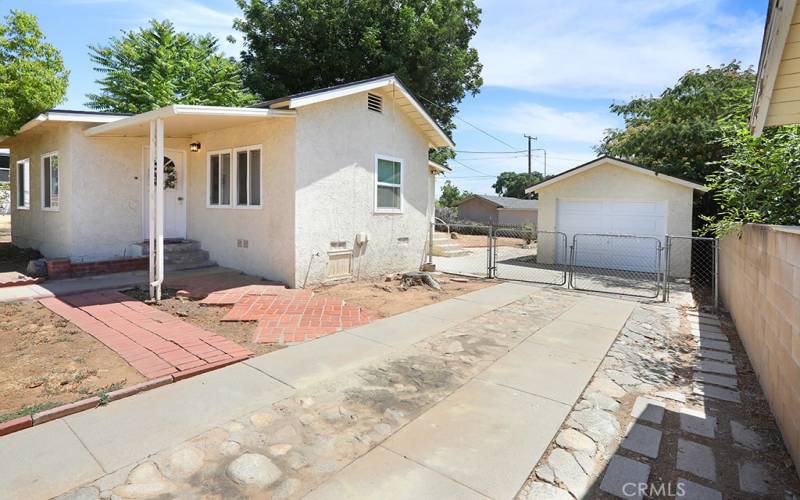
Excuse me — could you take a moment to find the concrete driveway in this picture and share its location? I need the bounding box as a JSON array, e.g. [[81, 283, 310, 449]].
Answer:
[[3, 283, 635, 499]]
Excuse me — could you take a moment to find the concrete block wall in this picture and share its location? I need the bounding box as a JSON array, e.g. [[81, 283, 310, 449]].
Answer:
[[719, 224, 800, 473]]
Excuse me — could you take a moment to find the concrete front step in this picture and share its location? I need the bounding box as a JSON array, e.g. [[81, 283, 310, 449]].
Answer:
[[439, 250, 472, 257], [163, 249, 210, 265], [135, 239, 202, 253]]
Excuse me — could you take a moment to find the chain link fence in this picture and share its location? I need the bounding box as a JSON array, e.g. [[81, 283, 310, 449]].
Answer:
[[569, 233, 664, 298], [429, 221, 491, 278], [492, 228, 568, 285], [665, 235, 718, 309]]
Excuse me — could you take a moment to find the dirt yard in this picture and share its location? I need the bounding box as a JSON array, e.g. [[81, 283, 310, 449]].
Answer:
[[312, 274, 494, 318], [450, 233, 531, 248], [0, 301, 144, 422]]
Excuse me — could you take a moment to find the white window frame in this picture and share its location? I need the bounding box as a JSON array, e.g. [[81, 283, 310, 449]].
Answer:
[[16, 158, 30, 210], [207, 149, 232, 208], [374, 154, 404, 214], [41, 151, 60, 211], [233, 145, 263, 209]]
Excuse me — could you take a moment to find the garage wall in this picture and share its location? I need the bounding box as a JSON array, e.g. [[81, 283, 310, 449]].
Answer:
[[497, 208, 537, 226], [457, 197, 498, 224], [535, 161, 695, 274]]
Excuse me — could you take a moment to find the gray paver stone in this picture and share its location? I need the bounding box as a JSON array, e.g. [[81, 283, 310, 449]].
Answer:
[[697, 339, 731, 352], [692, 372, 738, 389], [739, 462, 771, 495], [599, 454, 651, 500], [695, 360, 737, 376], [524, 482, 573, 500], [679, 407, 717, 439], [698, 349, 733, 362], [730, 421, 766, 450], [631, 397, 665, 424], [621, 423, 662, 459], [556, 429, 596, 454], [676, 439, 716, 481], [676, 478, 722, 500], [547, 448, 589, 498], [226, 453, 282, 488], [692, 383, 741, 403]]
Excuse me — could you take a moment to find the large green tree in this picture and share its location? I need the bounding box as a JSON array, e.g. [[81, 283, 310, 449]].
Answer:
[[596, 61, 755, 183], [438, 180, 471, 207], [86, 20, 256, 113], [234, 0, 483, 136], [0, 10, 68, 135], [492, 171, 543, 198]]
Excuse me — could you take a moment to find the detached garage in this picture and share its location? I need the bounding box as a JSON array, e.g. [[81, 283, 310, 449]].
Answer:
[[526, 156, 707, 276]]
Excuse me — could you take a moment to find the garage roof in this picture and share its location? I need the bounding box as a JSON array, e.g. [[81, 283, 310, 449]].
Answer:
[[458, 194, 539, 210], [525, 156, 708, 194]]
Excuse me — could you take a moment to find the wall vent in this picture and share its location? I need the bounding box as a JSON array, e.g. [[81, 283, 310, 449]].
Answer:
[[367, 93, 383, 113], [326, 251, 353, 278]]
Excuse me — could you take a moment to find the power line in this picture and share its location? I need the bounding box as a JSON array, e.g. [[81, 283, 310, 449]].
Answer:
[[449, 158, 494, 177], [417, 94, 519, 151], [454, 149, 527, 154]]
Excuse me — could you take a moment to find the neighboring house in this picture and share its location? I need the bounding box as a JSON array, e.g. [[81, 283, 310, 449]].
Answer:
[[456, 194, 538, 225], [0, 150, 9, 182], [0, 75, 453, 287], [750, 0, 800, 136], [525, 156, 707, 276]]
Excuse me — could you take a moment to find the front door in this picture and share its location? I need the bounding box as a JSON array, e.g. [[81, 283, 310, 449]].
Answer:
[[143, 148, 187, 239]]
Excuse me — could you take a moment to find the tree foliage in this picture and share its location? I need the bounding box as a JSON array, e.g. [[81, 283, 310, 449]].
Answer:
[[596, 61, 755, 183], [438, 180, 471, 207], [86, 20, 256, 113], [492, 171, 543, 199], [234, 0, 483, 136], [0, 10, 68, 135], [702, 125, 800, 236]]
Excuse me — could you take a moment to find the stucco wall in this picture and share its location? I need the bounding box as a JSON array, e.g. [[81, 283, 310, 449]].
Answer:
[[185, 118, 296, 285], [536, 162, 695, 275], [497, 208, 537, 226], [719, 224, 800, 473], [457, 197, 498, 224], [293, 90, 433, 287], [9, 123, 73, 257]]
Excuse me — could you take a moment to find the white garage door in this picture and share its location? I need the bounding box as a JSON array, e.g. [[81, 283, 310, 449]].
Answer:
[[556, 200, 666, 272]]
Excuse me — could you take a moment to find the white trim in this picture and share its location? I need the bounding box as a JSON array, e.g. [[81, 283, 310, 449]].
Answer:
[[232, 144, 264, 209], [374, 154, 404, 214], [15, 158, 30, 210], [751, 0, 798, 136], [40, 151, 60, 211], [207, 149, 233, 208], [428, 159, 450, 174], [84, 105, 295, 137], [525, 157, 708, 194]]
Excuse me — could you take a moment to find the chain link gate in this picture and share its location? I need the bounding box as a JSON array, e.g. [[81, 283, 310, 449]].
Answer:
[[429, 221, 492, 278], [569, 233, 664, 298], [664, 235, 718, 310], [490, 228, 568, 285]]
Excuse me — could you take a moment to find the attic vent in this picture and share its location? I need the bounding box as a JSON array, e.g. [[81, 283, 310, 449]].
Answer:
[[367, 93, 383, 113]]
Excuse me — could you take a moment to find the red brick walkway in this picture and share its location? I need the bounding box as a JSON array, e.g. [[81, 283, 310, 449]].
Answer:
[[40, 291, 253, 379], [201, 285, 378, 344]]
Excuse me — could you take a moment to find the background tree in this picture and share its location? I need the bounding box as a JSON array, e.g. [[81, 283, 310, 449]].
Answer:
[[438, 180, 471, 207], [596, 61, 755, 183], [492, 171, 543, 198], [234, 0, 483, 163], [87, 20, 256, 113], [0, 10, 68, 135], [702, 125, 800, 236]]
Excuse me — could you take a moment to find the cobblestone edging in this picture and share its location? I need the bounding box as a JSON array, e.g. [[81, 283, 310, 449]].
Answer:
[[516, 303, 800, 500]]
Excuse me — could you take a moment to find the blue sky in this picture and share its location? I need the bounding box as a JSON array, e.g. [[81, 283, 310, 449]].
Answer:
[[7, 0, 767, 195]]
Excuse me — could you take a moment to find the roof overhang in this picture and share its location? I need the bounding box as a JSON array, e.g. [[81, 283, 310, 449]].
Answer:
[[428, 159, 451, 174], [84, 105, 295, 138], [525, 156, 708, 194], [263, 75, 454, 149], [750, 0, 799, 136], [0, 110, 129, 146]]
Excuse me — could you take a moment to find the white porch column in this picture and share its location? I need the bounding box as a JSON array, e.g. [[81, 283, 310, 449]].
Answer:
[[148, 118, 166, 301], [148, 121, 155, 299]]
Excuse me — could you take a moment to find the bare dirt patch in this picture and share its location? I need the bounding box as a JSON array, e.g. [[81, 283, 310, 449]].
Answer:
[[0, 301, 144, 421], [448, 232, 531, 248], [312, 274, 494, 318], [124, 287, 283, 357]]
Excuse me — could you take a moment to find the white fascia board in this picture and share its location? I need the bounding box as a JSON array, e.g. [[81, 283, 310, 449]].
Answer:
[[750, 0, 798, 137]]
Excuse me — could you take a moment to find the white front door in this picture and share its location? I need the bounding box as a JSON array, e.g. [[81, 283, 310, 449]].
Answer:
[[143, 148, 187, 240], [556, 199, 667, 272]]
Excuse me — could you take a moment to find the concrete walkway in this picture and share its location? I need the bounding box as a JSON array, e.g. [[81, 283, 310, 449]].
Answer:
[[0, 283, 634, 499]]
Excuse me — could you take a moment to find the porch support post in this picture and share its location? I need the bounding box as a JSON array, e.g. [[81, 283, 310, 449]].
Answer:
[[155, 118, 165, 301], [148, 121, 156, 299]]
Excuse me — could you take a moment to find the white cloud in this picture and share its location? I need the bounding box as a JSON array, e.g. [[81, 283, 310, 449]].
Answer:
[[481, 103, 618, 144], [473, 0, 764, 98]]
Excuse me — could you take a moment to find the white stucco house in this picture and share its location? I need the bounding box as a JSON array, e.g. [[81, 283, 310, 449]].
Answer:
[[525, 156, 707, 276], [0, 75, 453, 291], [455, 194, 538, 226]]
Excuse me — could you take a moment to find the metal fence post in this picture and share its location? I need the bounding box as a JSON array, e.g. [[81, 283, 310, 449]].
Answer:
[[663, 236, 671, 302], [428, 221, 434, 265], [488, 224, 494, 278], [714, 238, 719, 312]]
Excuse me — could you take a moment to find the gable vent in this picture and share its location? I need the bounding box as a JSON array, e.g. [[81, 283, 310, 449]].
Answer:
[[367, 93, 383, 113]]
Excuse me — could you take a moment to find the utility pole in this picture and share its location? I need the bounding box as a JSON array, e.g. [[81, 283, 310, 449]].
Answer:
[[523, 134, 537, 179]]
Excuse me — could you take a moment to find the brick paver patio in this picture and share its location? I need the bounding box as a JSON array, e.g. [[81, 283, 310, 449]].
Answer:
[[40, 290, 253, 379], [202, 284, 378, 344]]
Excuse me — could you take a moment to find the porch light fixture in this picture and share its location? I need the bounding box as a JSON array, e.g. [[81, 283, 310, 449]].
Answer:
[[190, 142, 201, 152]]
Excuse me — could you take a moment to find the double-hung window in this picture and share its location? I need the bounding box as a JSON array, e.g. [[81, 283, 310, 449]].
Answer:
[[208, 151, 231, 206], [41, 152, 59, 210], [16, 158, 30, 209], [375, 156, 403, 213], [234, 146, 261, 207]]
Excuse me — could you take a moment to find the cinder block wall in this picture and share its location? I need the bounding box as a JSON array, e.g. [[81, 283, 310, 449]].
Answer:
[[719, 224, 800, 473]]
